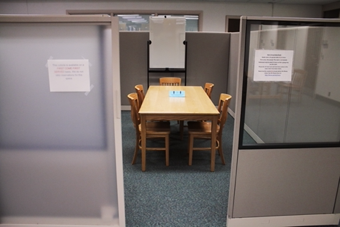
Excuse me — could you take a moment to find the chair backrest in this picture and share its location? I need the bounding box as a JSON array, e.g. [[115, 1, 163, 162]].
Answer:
[[292, 69, 307, 88], [127, 93, 140, 129], [204, 83, 214, 99], [159, 77, 181, 86], [216, 93, 232, 134], [134, 84, 145, 109]]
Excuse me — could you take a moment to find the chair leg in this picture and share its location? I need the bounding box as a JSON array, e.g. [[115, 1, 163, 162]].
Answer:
[[165, 135, 169, 166], [188, 134, 194, 166], [218, 141, 225, 165], [132, 138, 139, 165]]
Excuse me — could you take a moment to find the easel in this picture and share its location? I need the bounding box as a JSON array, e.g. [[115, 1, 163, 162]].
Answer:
[[147, 40, 187, 88]]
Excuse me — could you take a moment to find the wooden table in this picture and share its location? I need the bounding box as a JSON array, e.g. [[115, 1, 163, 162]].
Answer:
[[139, 86, 220, 172]]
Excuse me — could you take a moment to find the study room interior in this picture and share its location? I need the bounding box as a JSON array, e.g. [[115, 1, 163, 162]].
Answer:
[[0, 1, 340, 227]]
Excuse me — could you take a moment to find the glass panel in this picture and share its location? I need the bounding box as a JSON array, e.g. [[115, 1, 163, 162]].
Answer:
[[117, 14, 152, 31], [118, 14, 199, 32], [241, 21, 340, 147], [0, 22, 118, 222], [0, 23, 107, 150], [158, 14, 199, 31]]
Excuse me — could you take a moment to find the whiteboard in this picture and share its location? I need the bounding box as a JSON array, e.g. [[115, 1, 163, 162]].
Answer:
[[149, 16, 186, 68]]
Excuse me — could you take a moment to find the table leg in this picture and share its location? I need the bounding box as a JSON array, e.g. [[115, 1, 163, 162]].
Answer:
[[210, 116, 217, 172], [141, 115, 147, 171]]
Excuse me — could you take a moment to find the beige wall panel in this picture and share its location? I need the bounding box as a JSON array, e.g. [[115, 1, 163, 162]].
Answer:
[[232, 148, 340, 218]]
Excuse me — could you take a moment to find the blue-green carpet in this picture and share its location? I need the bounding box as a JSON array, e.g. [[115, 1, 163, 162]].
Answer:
[[122, 111, 235, 227]]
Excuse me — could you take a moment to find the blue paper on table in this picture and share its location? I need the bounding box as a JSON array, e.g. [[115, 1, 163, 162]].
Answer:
[[169, 90, 185, 97]]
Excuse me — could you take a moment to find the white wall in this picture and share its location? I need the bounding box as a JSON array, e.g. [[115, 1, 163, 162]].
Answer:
[[0, 0, 323, 32], [315, 27, 340, 102]]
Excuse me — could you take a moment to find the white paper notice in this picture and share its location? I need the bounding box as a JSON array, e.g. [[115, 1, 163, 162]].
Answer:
[[253, 50, 294, 82], [48, 59, 91, 92]]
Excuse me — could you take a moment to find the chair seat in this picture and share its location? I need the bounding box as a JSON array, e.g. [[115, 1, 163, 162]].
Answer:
[[187, 121, 220, 135], [139, 121, 171, 134]]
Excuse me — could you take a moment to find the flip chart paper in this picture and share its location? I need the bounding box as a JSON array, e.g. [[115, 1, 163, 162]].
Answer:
[[149, 16, 186, 68], [253, 50, 294, 82], [48, 59, 91, 92]]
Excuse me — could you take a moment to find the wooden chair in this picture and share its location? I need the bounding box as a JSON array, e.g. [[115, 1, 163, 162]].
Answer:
[[159, 77, 183, 137], [204, 83, 214, 99], [159, 77, 181, 86], [278, 69, 307, 102], [127, 93, 171, 166], [134, 84, 145, 110], [187, 93, 232, 166]]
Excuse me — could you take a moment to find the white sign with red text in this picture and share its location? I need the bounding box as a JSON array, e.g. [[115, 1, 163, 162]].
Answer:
[[48, 59, 90, 92]]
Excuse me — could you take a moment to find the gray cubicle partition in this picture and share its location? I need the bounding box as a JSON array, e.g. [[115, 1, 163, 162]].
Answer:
[[227, 32, 239, 114], [0, 16, 125, 226], [228, 16, 340, 227], [120, 32, 230, 107]]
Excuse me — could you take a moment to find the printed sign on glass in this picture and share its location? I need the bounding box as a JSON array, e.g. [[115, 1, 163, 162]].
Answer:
[[48, 59, 91, 92], [253, 50, 294, 82]]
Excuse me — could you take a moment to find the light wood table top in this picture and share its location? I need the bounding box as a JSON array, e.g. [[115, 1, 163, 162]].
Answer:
[[139, 86, 219, 171], [139, 86, 219, 116]]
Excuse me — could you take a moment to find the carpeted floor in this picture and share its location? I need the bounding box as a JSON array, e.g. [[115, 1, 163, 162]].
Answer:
[[121, 110, 339, 227], [122, 111, 235, 227]]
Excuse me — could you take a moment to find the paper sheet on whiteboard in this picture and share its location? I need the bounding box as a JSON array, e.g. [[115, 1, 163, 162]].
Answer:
[[47, 59, 91, 92], [253, 50, 294, 82]]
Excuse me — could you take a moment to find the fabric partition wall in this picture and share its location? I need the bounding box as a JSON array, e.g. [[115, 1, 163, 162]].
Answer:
[[120, 32, 230, 107]]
